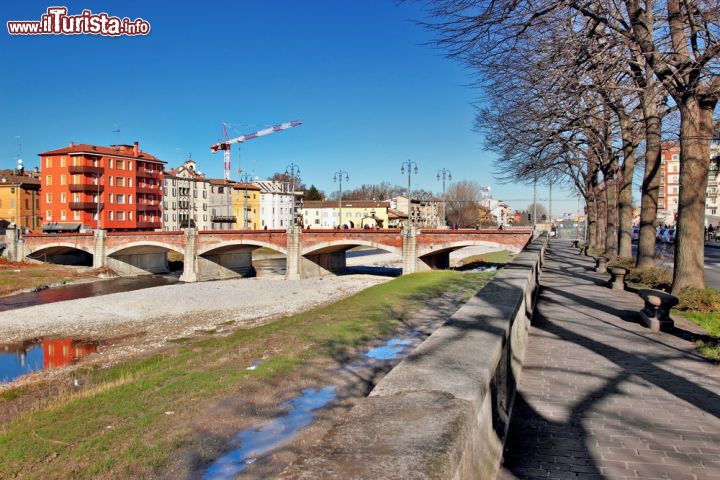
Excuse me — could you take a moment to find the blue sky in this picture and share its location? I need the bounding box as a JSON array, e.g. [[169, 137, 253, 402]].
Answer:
[[0, 0, 579, 215]]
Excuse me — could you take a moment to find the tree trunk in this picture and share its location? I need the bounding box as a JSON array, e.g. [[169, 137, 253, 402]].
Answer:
[[637, 91, 662, 269], [603, 162, 619, 259], [597, 185, 608, 251], [618, 123, 637, 259], [587, 193, 597, 248], [671, 96, 717, 294]]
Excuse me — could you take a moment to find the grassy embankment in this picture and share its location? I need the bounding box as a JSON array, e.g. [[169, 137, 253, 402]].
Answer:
[[456, 249, 515, 267], [0, 270, 494, 479], [0, 259, 97, 296]]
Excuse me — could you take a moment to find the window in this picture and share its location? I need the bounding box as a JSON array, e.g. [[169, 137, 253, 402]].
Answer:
[[117, 211, 125, 221], [129, 211, 133, 221], [60, 210, 66, 220], [129, 178, 132, 188], [128, 195, 132, 204], [60, 193, 66, 203], [10, 199, 15, 209], [164, 214, 168, 222], [117, 160, 124, 170], [116, 177, 124, 187], [46, 210, 52, 220], [109, 176, 114, 186], [45, 157, 52, 168], [109, 159, 114, 169], [60, 174, 66, 186], [116, 194, 125, 204], [46, 193, 52, 203], [128, 161, 132, 169], [72, 174, 80, 184], [60, 156, 66, 167], [73, 211, 80, 220], [109, 194, 114, 204], [45, 175, 52, 186], [109, 211, 114, 221], [72, 156, 78, 166], [73, 194, 80, 202]]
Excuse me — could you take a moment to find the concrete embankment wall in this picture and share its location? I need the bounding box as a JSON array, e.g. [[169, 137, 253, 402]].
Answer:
[[281, 233, 548, 480]]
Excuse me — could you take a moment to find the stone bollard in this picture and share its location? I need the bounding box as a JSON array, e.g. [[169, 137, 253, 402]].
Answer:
[[595, 256, 608, 273], [638, 289, 678, 332], [608, 266, 628, 291]]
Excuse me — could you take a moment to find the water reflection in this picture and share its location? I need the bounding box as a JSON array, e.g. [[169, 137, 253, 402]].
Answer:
[[203, 386, 337, 480], [0, 337, 107, 384], [0, 275, 179, 312], [365, 338, 413, 360]]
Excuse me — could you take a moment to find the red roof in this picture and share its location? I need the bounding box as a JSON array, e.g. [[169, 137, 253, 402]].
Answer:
[[38, 143, 165, 164]]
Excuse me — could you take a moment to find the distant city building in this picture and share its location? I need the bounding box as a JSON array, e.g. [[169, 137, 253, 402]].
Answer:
[[706, 142, 720, 226], [479, 197, 511, 226], [38, 142, 165, 232], [162, 158, 211, 231], [658, 142, 680, 226], [208, 179, 236, 230], [391, 195, 443, 228], [232, 183, 261, 230], [301, 200, 390, 229], [0, 167, 41, 232], [255, 180, 297, 229]]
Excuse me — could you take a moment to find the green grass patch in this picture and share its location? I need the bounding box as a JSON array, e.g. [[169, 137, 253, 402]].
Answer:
[[0, 270, 494, 479], [681, 311, 720, 361]]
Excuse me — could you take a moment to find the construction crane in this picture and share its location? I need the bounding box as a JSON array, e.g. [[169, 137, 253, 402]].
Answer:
[[211, 120, 302, 180]]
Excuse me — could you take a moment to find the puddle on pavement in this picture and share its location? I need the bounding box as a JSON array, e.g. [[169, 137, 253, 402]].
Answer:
[[365, 338, 414, 360], [203, 386, 337, 480], [0, 337, 109, 384]]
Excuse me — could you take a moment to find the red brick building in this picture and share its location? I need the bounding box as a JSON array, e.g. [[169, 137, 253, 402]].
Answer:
[[38, 142, 165, 231]]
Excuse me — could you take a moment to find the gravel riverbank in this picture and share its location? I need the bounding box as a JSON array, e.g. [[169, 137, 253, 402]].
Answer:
[[0, 275, 388, 349]]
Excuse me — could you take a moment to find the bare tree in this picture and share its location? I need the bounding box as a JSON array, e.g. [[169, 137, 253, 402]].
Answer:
[[445, 180, 483, 227]]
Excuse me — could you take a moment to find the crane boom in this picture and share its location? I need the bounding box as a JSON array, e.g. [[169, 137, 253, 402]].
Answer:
[[210, 120, 302, 180]]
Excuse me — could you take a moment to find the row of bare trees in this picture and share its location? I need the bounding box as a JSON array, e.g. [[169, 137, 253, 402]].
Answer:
[[423, 0, 720, 294]]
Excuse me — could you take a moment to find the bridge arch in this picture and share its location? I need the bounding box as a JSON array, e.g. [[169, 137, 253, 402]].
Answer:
[[106, 241, 184, 257], [198, 240, 288, 257], [301, 239, 402, 257], [25, 242, 94, 266], [417, 239, 524, 258]]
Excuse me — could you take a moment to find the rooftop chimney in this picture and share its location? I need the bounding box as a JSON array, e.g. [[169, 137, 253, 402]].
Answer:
[[70, 142, 74, 147], [133, 141, 139, 156]]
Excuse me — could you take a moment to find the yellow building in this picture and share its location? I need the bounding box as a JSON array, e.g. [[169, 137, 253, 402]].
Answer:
[[301, 201, 391, 229], [231, 183, 261, 229], [0, 169, 41, 232]]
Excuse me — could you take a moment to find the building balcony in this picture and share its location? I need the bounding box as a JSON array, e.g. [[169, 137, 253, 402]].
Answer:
[[69, 202, 100, 211], [136, 169, 161, 178], [136, 186, 160, 195], [69, 183, 104, 194], [136, 221, 161, 230], [68, 165, 104, 175], [211, 215, 237, 223], [136, 203, 161, 211]]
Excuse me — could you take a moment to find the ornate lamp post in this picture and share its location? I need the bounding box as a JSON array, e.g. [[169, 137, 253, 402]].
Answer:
[[436, 168, 452, 227], [285, 163, 300, 229], [401, 160, 418, 229], [333, 170, 349, 228]]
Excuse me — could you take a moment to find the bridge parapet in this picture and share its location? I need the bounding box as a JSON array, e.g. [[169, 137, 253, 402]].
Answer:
[[281, 233, 549, 480]]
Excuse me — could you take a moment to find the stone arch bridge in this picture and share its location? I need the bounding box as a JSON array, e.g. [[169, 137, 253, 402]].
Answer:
[[6, 227, 531, 281]]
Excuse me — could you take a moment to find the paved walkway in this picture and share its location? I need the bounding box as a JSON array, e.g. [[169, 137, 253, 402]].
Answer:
[[498, 241, 720, 480]]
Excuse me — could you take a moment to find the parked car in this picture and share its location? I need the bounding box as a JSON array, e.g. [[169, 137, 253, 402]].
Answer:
[[661, 228, 676, 244], [656, 227, 666, 242], [631, 226, 639, 242]]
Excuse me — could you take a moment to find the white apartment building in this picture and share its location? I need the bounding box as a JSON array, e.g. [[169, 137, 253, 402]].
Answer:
[[162, 159, 211, 231], [255, 180, 297, 229]]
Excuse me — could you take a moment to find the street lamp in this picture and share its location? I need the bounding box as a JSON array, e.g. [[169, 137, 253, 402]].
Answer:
[[239, 172, 255, 229], [436, 168, 452, 227], [333, 170, 349, 228], [285, 163, 300, 229], [401, 160, 418, 229]]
